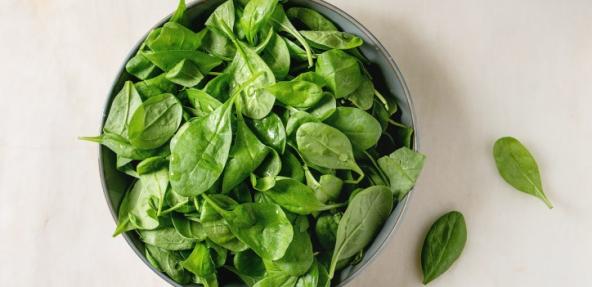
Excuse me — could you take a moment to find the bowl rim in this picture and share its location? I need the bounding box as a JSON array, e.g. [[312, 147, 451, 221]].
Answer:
[[98, 0, 419, 286]]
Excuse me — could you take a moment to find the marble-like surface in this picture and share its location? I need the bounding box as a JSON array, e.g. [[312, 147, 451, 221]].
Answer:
[[1, 0, 591, 286]]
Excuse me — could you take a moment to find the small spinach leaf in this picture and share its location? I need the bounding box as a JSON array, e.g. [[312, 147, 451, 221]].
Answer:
[[493, 137, 553, 208], [316, 49, 362, 98], [128, 93, 183, 150], [377, 147, 426, 200], [421, 211, 467, 284]]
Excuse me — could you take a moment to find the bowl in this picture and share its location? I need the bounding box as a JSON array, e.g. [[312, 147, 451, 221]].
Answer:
[[99, 0, 418, 286]]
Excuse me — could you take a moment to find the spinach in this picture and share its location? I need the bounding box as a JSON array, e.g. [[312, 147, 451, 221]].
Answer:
[[377, 147, 426, 200], [229, 40, 276, 119], [266, 216, 314, 276], [329, 186, 393, 277], [324, 107, 382, 151], [249, 112, 286, 153], [169, 96, 234, 197], [164, 60, 204, 87], [139, 227, 195, 251], [300, 31, 364, 50], [493, 137, 553, 208], [263, 177, 344, 215], [128, 93, 183, 150], [261, 33, 291, 79], [265, 80, 324, 108], [296, 122, 363, 181], [83, 1, 425, 285], [286, 7, 337, 31], [421, 211, 467, 284], [181, 242, 216, 277], [240, 0, 278, 44], [203, 195, 293, 261], [316, 49, 362, 98], [103, 81, 142, 138], [221, 115, 270, 193]]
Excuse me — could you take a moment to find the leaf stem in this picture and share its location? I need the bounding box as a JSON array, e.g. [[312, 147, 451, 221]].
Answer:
[[374, 89, 389, 111], [78, 136, 102, 143]]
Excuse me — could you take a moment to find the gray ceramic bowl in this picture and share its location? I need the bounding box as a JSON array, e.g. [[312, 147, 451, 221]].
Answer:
[[99, 0, 418, 286]]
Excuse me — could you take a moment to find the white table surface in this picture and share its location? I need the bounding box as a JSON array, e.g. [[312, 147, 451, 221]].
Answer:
[[1, 0, 591, 286]]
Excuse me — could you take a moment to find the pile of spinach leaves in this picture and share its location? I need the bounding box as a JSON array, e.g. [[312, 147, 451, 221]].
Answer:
[[82, 1, 426, 286]]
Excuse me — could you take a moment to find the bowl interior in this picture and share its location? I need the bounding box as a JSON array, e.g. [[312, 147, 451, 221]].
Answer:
[[99, 0, 417, 286]]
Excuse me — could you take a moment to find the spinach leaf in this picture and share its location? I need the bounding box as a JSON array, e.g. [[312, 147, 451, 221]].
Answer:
[[135, 74, 177, 98], [329, 186, 393, 277], [300, 31, 363, 50], [285, 111, 318, 137], [271, 5, 313, 66], [249, 112, 286, 153], [200, 195, 249, 252], [253, 273, 298, 287], [377, 147, 426, 200], [145, 245, 191, 284], [139, 227, 195, 251], [234, 249, 266, 279], [421, 211, 467, 284], [266, 80, 323, 108], [113, 179, 159, 235], [221, 115, 270, 193], [347, 75, 374, 110], [315, 212, 341, 251], [283, 37, 310, 62], [205, 0, 235, 38], [307, 92, 336, 121], [261, 33, 291, 79], [202, 28, 236, 60], [240, 0, 278, 44], [103, 81, 142, 138], [128, 93, 183, 150], [147, 22, 204, 51], [183, 88, 222, 117], [493, 137, 553, 208], [286, 7, 337, 31], [169, 97, 234, 197], [164, 59, 204, 87], [267, 216, 314, 276], [293, 71, 327, 88], [171, 213, 207, 240], [143, 49, 222, 74], [229, 40, 276, 119], [279, 151, 305, 182], [181, 242, 216, 277], [263, 177, 344, 215], [316, 49, 362, 98], [203, 195, 293, 261], [169, 0, 187, 25], [324, 107, 382, 151], [295, 260, 321, 287], [296, 122, 363, 180], [137, 155, 168, 176]]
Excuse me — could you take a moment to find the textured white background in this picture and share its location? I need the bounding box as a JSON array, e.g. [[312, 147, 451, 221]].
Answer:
[[1, 0, 591, 286]]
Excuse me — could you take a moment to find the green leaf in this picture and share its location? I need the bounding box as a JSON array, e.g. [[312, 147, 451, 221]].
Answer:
[[143, 49, 222, 74], [347, 75, 374, 110], [203, 195, 294, 261], [147, 22, 204, 51], [266, 80, 324, 109], [183, 88, 222, 117], [145, 245, 191, 284], [181, 242, 216, 276], [296, 122, 363, 180], [271, 5, 313, 66], [266, 216, 314, 276], [329, 186, 393, 277], [240, 0, 278, 44], [249, 112, 286, 153], [165, 59, 204, 87], [316, 49, 362, 98], [221, 116, 270, 193], [300, 31, 363, 50], [264, 178, 344, 215], [135, 74, 177, 98], [229, 41, 276, 119], [421, 211, 467, 284], [253, 273, 298, 287], [205, 0, 235, 38], [493, 137, 553, 208], [128, 93, 183, 150], [261, 33, 291, 79], [169, 98, 234, 197], [377, 147, 426, 200], [234, 249, 266, 279], [286, 7, 337, 31], [324, 107, 382, 151], [315, 212, 341, 251], [171, 213, 207, 240], [169, 0, 187, 24], [139, 227, 195, 251], [103, 81, 142, 138]]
